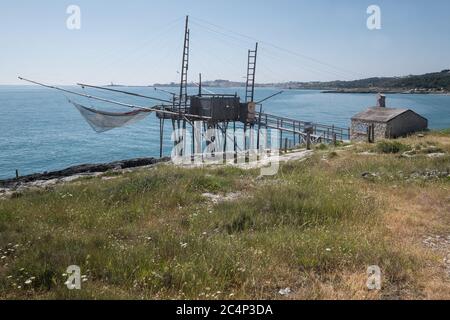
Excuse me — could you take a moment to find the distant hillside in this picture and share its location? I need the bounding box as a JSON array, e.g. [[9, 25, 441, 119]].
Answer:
[[153, 70, 450, 93], [281, 70, 450, 93]]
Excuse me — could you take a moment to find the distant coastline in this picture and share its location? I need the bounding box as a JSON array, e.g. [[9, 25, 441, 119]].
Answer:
[[151, 69, 450, 95], [321, 88, 449, 95]]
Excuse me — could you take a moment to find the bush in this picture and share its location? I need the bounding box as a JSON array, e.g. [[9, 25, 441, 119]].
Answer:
[[315, 143, 328, 150], [375, 141, 410, 154]]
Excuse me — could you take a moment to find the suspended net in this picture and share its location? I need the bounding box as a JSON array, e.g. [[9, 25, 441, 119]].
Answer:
[[70, 100, 152, 133]]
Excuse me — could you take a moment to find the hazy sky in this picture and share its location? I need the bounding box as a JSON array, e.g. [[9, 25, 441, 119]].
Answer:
[[1, 0, 449, 85]]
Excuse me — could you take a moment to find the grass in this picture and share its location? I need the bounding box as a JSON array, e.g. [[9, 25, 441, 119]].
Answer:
[[0, 131, 449, 299]]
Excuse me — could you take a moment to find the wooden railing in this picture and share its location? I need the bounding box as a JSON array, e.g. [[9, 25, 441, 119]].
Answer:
[[256, 112, 350, 143]]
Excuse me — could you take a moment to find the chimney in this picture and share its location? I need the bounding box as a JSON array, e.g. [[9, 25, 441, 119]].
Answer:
[[377, 93, 386, 108]]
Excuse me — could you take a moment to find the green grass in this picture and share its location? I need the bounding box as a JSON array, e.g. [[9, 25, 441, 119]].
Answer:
[[2, 132, 449, 299]]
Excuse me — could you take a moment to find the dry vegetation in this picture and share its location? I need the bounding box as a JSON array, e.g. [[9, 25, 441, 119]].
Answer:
[[0, 130, 449, 300]]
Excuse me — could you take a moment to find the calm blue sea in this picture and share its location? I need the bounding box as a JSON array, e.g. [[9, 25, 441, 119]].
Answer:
[[0, 85, 449, 179]]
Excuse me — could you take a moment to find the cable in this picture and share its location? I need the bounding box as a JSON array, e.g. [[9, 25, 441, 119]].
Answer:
[[95, 17, 185, 79], [191, 19, 354, 81], [190, 16, 365, 79]]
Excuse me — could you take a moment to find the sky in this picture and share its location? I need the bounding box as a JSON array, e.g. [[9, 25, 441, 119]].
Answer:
[[1, 0, 449, 85]]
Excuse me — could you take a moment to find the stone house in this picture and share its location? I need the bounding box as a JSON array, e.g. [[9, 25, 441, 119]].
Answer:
[[351, 94, 428, 142]]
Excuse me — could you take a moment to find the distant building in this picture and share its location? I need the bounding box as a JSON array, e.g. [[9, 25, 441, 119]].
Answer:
[[351, 94, 428, 142]]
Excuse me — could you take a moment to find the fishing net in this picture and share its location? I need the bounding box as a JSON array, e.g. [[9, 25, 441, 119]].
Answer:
[[70, 100, 152, 133]]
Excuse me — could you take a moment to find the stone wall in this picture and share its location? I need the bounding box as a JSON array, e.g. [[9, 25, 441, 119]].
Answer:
[[351, 120, 387, 142], [387, 111, 428, 138]]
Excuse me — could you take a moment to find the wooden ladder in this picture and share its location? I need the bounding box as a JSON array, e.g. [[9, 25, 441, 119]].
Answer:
[[245, 43, 258, 103]]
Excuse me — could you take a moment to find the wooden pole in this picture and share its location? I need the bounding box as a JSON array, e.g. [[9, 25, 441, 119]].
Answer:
[[171, 120, 177, 150], [280, 120, 283, 149], [293, 121, 296, 146], [159, 118, 164, 158], [223, 122, 228, 162], [182, 119, 187, 157], [257, 105, 262, 152], [244, 123, 248, 162], [306, 132, 311, 150], [233, 121, 237, 163], [191, 121, 195, 163]]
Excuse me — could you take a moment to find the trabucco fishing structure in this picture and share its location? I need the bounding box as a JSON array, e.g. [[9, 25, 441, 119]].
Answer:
[[19, 16, 350, 162]]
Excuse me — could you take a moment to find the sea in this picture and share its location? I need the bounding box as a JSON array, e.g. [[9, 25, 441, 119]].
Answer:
[[0, 85, 449, 179]]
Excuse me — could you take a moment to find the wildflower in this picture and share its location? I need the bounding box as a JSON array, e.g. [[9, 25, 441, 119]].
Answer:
[[180, 242, 188, 248], [1, 256, 6, 260], [25, 279, 32, 285]]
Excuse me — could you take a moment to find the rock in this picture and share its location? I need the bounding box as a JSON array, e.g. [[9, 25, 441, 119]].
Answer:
[[362, 172, 379, 180], [427, 153, 446, 158], [0, 157, 170, 189], [278, 287, 291, 296]]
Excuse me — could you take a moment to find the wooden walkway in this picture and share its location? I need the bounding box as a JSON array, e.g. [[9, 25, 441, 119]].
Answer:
[[256, 112, 350, 145]]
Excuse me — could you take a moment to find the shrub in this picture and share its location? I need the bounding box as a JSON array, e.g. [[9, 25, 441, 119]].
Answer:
[[315, 143, 328, 150], [375, 141, 410, 154]]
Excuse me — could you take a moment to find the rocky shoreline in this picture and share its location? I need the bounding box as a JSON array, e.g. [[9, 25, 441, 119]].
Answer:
[[0, 157, 170, 190]]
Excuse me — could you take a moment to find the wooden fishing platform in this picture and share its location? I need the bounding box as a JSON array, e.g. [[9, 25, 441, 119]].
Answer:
[[18, 15, 350, 162]]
